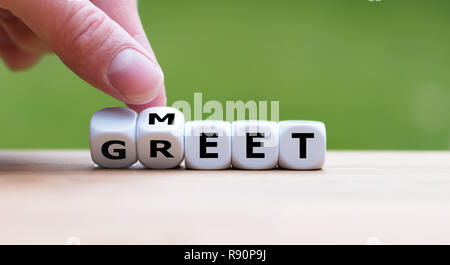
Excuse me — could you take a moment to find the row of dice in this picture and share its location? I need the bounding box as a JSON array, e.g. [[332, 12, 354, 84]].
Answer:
[[90, 107, 326, 170]]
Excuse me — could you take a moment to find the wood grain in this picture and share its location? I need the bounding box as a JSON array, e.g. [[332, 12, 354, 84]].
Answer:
[[0, 150, 449, 244]]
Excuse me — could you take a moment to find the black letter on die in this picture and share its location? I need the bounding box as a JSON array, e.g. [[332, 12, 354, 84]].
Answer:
[[200, 133, 219, 158], [291, 133, 314, 158], [101, 140, 126, 159], [246, 133, 265, 158], [150, 140, 174, 158], [149, 113, 175, 125]]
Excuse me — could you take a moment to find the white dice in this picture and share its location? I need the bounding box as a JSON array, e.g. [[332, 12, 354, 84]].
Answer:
[[89, 107, 138, 168], [278, 121, 326, 170], [137, 107, 185, 169], [231, 120, 279, 169], [185, 121, 232, 170], [90, 107, 327, 170]]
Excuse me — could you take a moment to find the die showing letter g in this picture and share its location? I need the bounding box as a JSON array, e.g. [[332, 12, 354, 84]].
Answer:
[[101, 140, 126, 160]]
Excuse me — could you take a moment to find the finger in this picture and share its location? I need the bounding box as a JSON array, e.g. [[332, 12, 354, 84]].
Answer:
[[1, 0, 164, 105], [0, 8, 51, 54], [0, 17, 10, 44], [0, 24, 40, 71], [126, 88, 166, 114], [91, 0, 167, 110], [90, 0, 155, 56]]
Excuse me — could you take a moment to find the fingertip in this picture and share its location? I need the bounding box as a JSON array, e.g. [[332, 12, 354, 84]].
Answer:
[[107, 48, 164, 105], [126, 87, 167, 114]]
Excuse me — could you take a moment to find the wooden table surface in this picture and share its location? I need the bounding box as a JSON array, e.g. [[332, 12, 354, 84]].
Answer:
[[0, 150, 449, 245]]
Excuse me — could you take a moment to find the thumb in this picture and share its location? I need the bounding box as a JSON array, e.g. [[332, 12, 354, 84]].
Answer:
[[90, 0, 167, 111], [1, 0, 164, 105]]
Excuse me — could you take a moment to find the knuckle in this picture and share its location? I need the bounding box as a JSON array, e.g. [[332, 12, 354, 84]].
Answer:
[[55, 3, 114, 58]]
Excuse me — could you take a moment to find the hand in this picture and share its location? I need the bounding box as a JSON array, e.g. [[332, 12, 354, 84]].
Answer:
[[0, 0, 166, 113]]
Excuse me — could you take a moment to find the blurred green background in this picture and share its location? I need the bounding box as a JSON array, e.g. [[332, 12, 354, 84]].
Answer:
[[0, 0, 449, 149]]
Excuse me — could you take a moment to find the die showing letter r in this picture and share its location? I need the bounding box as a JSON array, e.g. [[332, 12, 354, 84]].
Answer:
[[150, 140, 174, 158]]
